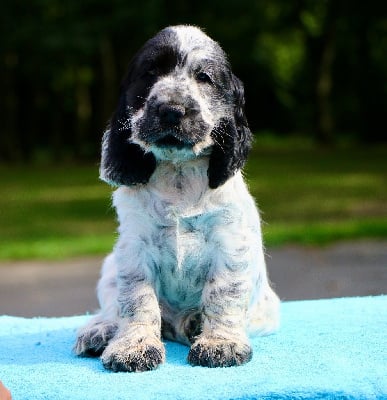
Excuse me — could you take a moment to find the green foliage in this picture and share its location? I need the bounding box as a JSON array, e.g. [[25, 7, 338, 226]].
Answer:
[[254, 29, 305, 108], [1, 0, 387, 162]]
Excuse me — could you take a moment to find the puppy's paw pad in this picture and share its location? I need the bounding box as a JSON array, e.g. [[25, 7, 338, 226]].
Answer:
[[74, 322, 118, 357], [188, 337, 252, 368], [101, 336, 165, 372]]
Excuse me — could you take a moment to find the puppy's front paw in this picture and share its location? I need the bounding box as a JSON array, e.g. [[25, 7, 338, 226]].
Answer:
[[188, 336, 252, 368], [101, 335, 165, 372], [74, 321, 118, 357]]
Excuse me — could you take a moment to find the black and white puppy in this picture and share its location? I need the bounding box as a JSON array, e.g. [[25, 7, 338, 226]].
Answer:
[[75, 25, 279, 372]]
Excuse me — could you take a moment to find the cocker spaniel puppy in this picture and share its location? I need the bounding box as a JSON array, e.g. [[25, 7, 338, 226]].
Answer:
[[75, 25, 280, 372]]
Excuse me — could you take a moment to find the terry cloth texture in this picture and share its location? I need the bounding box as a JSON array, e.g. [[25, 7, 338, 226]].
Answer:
[[0, 296, 386, 400]]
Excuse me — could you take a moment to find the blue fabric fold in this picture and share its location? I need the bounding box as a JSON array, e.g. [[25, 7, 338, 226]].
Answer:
[[1, 296, 386, 399]]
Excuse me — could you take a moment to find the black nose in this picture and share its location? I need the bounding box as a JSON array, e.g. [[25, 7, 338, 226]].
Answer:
[[158, 104, 185, 125]]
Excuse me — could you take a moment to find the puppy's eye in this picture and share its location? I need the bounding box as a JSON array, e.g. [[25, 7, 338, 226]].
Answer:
[[196, 72, 212, 84]]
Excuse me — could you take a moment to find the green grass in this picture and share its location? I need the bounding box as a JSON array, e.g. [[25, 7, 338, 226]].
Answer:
[[0, 165, 116, 260], [0, 144, 386, 260], [246, 142, 387, 246]]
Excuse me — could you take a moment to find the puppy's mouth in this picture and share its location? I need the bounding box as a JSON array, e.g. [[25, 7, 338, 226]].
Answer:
[[155, 134, 188, 149]]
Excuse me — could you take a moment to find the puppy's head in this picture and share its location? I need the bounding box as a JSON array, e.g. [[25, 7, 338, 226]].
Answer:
[[101, 25, 252, 188]]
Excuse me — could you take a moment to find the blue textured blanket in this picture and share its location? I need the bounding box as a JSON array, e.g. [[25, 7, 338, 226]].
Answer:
[[0, 296, 386, 400]]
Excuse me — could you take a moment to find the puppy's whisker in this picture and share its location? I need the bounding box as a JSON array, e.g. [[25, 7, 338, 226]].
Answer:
[[117, 117, 132, 131], [211, 135, 226, 154], [136, 95, 148, 101]]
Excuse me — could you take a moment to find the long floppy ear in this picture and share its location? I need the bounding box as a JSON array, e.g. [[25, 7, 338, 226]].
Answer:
[[208, 74, 253, 189], [100, 86, 156, 187]]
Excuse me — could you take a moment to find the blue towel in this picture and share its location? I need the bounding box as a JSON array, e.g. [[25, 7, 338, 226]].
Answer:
[[0, 296, 386, 400]]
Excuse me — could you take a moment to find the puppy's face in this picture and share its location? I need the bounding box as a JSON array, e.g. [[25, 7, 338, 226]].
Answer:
[[125, 26, 234, 160], [101, 25, 252, 188]]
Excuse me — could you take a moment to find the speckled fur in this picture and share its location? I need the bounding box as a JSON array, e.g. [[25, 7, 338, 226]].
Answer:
[[74, 25, 280, 372]]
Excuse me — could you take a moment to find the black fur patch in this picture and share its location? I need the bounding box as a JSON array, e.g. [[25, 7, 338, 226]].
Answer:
[[208, 120, 252, 189], [208, 75, 252, 189], [161, 319, 177, 340], [184, 312, 203, 343], [123, 27, 182, 109], [101, 28, 180, 186]]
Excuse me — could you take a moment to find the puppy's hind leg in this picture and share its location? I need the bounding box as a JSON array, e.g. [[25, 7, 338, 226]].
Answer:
[[75, 316, 118, 357], [161, 304, 202, 347], [247, 284, 280, 336], [74, 254, 119, 357]]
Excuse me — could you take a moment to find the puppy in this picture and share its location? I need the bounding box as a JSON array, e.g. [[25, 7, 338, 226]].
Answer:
[[74, 25, 280, 372]]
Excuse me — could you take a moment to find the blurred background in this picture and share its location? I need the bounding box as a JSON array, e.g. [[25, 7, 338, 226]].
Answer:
[[0, 0, 386, 316], [2, 0, 387, 162]]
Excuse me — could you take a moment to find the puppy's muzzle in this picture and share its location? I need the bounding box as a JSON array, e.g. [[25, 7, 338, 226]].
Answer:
[[136, 89, 211, 150], [155, 103, 191, 148], [145, 101, 199, 148]]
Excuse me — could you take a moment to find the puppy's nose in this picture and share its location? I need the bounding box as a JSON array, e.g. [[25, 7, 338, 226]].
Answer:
[[158, 104, 185, 125]]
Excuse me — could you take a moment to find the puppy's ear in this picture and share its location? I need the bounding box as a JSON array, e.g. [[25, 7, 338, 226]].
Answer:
[[100, 86, 156, 187], [208, 74, 253, 189]]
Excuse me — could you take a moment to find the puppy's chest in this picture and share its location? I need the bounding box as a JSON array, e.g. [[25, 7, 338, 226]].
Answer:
[[153, 208, 213, 307]]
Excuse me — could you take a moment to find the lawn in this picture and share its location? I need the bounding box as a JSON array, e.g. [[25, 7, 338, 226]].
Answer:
[[0, 143, 386, 260], [246, 142, 387, 246]]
